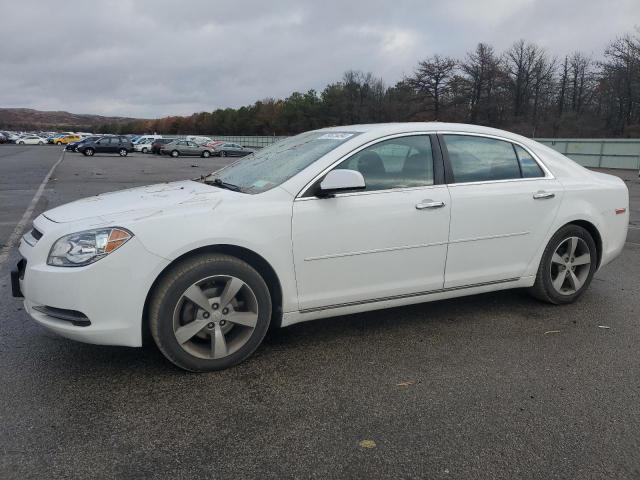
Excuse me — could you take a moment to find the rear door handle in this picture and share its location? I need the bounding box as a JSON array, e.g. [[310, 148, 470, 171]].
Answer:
[[533, 191, 555, 200], [416, 200, 445, 210]]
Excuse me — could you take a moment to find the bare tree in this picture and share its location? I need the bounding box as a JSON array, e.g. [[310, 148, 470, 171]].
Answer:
[[461, 43, 502, 123], [406, 55, 457, 119]]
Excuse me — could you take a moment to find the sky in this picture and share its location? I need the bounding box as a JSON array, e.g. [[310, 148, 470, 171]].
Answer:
[[0, 0, 638, 118]]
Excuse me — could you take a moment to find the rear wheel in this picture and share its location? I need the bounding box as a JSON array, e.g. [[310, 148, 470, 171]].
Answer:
[[141, 147, 148, 154], [171, 150, 179, 158], [84, 148, 95, 156], [38, 141, 44, 145], [202, 150, 211, 158], [529, 224, 597, 304], [118, 148, 128, 157], [56, 141, 62, 145], [220, 150, 226, 157], [18, 141, 24, 145], [149, 254, 272, 371]]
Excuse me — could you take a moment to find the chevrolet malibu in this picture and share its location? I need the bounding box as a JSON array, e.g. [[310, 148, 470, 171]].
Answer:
[[12, 123, 629, 371]]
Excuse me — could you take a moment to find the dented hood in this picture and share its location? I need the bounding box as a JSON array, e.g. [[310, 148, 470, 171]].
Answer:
[[43, 180, 224, 223]]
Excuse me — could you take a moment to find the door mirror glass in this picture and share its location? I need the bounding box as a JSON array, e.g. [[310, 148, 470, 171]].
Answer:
[[318, 169, 365, 196]]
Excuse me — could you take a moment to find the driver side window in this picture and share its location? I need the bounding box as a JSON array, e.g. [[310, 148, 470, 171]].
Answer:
[[333, 135, 434, 192]]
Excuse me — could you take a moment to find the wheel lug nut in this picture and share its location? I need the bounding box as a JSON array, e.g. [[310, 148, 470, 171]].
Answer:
[[222, 308, 229, 314], [220, 320, 226, 326], [212, 304, 219, 310], [203, 312, 210, 319], [207, 322, 214, 329]]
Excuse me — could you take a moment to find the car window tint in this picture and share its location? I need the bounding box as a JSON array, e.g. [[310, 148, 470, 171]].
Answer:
[[443, 135, 521, 183], [514, 145, 544, 178], [334, 135, 434, 192]]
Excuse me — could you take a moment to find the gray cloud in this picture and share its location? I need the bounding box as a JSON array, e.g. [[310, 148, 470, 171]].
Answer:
[[1, 0, 638, 117]]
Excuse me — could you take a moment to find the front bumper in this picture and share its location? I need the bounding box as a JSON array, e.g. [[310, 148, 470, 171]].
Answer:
[[16, 218, 170, 347]]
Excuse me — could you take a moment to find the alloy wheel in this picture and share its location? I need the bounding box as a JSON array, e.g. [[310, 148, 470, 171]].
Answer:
[[172, 275, 259, 360], [549, 236, 591, 295]]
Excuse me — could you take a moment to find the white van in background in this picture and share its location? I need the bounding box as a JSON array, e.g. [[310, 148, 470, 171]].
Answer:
[[185, 135, 213, 145]]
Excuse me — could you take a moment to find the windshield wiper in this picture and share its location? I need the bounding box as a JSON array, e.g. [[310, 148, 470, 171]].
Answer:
[[205, 177, 242, 192]]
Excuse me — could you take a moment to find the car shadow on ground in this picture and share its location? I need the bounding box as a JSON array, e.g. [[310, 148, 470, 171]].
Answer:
[[24, 288, 561, 375]]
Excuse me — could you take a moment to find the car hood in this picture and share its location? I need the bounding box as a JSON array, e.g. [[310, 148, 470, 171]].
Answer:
[[44, 180, 224, 223]]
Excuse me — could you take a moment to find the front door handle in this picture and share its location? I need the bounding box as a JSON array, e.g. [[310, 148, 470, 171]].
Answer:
[[533, 191, 555, 200], [416, 200, 445, 210]]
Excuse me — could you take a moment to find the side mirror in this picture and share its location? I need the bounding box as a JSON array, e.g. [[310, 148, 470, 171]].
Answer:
[[318, 169, 366, 197]]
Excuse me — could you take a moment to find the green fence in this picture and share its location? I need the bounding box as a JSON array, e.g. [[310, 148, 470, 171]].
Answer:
[[208, 135, 287, 148], [156, 134, 640, 169], [535, 138, 640, 170]]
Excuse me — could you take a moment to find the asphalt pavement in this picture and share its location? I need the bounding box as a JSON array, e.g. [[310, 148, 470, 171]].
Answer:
[[1, 145, 639, 479]]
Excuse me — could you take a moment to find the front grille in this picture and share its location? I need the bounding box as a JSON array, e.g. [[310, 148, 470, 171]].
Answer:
[[32, 306, 91, 327]]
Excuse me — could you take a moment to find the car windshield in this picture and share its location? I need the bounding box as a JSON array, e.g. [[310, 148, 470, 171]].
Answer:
[[206, 131, 359, 193]]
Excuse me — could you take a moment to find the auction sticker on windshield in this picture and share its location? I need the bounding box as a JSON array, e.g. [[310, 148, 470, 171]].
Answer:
[[317, 133, 354, 140]]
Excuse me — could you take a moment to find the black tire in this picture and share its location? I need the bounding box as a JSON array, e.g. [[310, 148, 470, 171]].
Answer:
[[119, 148, 128, 157], [18, 141, 24, 145], [141, 147, 148, 154], [149, 254, 272, 372], [202, 150, 211, 158], [529, 224, 598, 304], [171, 150, 179, 158], [220, 150, 226, 157], [84, 148, 94, 156], [56, 141, 63, 145]]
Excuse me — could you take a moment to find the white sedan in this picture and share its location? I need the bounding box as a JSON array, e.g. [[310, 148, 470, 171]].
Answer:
[[17, 135, 46, 145], [12, 123, 629, 371]]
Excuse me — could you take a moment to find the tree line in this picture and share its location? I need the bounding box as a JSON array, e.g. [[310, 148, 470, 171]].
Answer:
[[102, 30, 640, 138]]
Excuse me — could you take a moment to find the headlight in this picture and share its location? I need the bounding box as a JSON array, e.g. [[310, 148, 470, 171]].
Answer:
[[47, 228, 133, 267]]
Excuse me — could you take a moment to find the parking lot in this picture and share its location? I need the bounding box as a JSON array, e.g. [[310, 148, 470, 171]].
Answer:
[[0, 144, 639, 479]]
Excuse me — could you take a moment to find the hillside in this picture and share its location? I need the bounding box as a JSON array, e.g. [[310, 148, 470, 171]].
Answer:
[[0, 108, 143, 130]]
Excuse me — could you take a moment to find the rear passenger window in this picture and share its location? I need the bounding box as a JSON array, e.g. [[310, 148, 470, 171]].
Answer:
[[514, 145, 544, 178], [334, 135, 434, 191], [443, 135, 521, 183]]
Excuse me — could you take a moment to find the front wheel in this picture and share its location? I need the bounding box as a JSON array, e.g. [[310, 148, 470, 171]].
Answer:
[[18, 141, 24, 145], [118, 148, 128, 157], [38, 141, 44, 145], [56, 141, 62, 145], [171, 150, 179, 158], [149, 254, 272, 371], [84, 148, 95, 156], [529, 224, 597, 304], [141, 147, 148, 154], [220, 150, 226, 157], [202, 150, 211, 158]]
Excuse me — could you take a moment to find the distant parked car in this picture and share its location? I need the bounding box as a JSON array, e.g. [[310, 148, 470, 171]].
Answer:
[[3, 132, 20, 143], [202, 140, 224, 149], [133, 136, 163, 153], [150, 138, 174, 155], [161, 140, 214, 158], [55, 134, 81, 145], [213, 142, 254, 157], [17, 135, 46, 145], [65, 136, 102, 152], [0, 133, 7, 144], [77, 136, 133, 156]]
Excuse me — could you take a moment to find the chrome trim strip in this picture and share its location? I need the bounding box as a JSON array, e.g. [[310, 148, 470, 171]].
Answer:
[[299, 277, 520, 313], [295, 183, 445, 202], [304, 241, 447, 261], [449, 231, 530, 244]]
